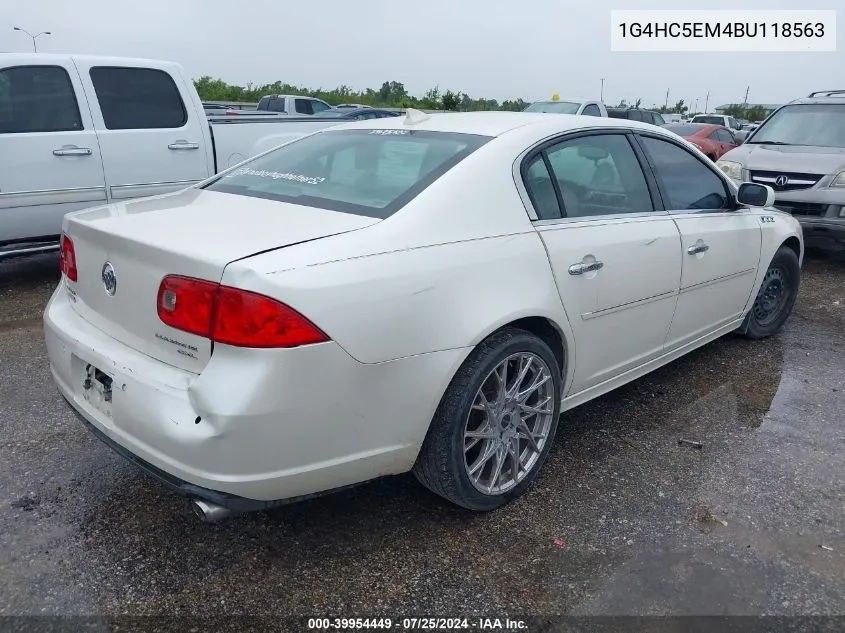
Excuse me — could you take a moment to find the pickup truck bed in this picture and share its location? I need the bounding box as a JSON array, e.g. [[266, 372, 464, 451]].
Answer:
[[0, 54, 345, 259]]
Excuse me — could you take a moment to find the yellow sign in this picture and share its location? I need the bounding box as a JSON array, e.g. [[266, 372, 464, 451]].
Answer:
[[552, 93, 560, 101]]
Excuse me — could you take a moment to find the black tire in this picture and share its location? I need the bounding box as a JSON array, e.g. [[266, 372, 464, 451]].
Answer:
[[412, 327, 562, 511], [739, 245, 800, 339]]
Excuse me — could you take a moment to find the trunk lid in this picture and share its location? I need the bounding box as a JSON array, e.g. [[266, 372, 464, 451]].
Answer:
[[64, 188, 379, 373]]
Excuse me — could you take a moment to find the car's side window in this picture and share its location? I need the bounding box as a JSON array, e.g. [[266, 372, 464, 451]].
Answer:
[[716, 129, 734, 143], [653, 113, 665, 125], [312, 100, 332, 114], [0, 65, 83, 134], [582, 104, 601, 117], [523, 155, 562, 220], [526, 134, 654, 218], [90, 66, 187, 130], [638, 135, 731, 211], [295, 99, 314, 115]]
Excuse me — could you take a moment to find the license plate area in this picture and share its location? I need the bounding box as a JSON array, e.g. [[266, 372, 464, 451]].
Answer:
[[80, 361, 113, 419]]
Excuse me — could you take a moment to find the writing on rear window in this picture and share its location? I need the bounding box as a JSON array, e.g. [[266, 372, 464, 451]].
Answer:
[[369, 129, 408, 135], [227, 167, 325, 185]]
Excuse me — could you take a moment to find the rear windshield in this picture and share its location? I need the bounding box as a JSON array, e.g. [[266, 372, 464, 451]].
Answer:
[[664, 123, 706, 136], [524, 101, 581, 114], [204, 129, 490, 218], [691, 115, 723, 124], [747, 104, 845, 148]]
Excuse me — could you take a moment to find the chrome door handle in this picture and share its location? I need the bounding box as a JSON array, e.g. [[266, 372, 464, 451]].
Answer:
[[168, 141, 199, 150], [687, 242, 710, 255], [53, 147, 92, 156], [568, 260, 604, 275]]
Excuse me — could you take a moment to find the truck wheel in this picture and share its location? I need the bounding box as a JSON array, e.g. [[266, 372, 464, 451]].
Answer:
[[413, 328, 562, 511], [739, 245, 800, 339]]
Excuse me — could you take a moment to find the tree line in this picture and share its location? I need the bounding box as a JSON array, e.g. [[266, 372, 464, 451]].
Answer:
[[194, 77, 773, 120], [193, 76, 529, 111]]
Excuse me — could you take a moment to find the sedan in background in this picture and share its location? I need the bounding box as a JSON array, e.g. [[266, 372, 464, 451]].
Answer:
[[663, 122, 738, 160], [523, 98, 607, 117], [316, 107, 400, 120], [45, 112, 802, 522]]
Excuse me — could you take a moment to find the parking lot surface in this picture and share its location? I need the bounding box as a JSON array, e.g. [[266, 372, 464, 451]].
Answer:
[[1, 251, 843, 617]]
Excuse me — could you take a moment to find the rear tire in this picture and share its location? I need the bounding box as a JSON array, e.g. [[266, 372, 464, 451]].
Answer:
[[739, 245, 800, 339], [412, 327, 562, 511]]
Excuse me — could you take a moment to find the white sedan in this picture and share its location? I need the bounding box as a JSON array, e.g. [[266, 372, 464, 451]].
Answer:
[[45, 111, 803, 521]]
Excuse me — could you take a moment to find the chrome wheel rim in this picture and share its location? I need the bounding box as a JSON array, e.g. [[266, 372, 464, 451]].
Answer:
[[753, 266, 788, 327], [463, 352, 556, 495]]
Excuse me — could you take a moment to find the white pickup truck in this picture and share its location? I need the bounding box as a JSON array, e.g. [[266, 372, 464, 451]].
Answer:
[[0, 54, 343, 258]]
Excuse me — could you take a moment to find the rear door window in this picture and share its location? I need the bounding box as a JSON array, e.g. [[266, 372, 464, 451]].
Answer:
[[295, 99, 314, 115], [0, 65, 83, 134], [89, 66, 187, 130], [206, 129, 490, 218]]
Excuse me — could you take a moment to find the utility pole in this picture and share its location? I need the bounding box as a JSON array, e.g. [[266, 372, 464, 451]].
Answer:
[[664, 88, 669, 110], [704, 91, 710, 113], [743, 85, 750, 107], [600, 78, 605, 102]]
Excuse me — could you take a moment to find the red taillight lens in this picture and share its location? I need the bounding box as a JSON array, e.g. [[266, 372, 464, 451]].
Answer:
[[157, 275, 218, 337], [59, 233, 77, 282], [156, 275, 329, 348]]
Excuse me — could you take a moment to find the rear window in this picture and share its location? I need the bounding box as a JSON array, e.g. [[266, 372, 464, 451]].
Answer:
[[664, 123, 707, 136], [692, 115, 723, 125], [204, 129, 490, 218], [524, 101, 581, 114]]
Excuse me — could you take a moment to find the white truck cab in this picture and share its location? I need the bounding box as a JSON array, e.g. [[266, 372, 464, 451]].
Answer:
[[0, 54, 345, 257]]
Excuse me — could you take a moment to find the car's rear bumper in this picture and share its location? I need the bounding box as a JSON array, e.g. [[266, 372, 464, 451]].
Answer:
[[44, 283, 464, 504]]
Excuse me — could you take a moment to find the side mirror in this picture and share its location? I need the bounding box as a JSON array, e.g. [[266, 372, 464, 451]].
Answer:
[[737, 182, 774, 208]]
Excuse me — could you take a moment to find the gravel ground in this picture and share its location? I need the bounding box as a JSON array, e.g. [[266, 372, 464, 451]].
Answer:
[[0, 250, 843, 621]]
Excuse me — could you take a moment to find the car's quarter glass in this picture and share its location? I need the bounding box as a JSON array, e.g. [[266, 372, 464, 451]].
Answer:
[[76, 62, 210, 200], [637, 134, 762, 348], [206, 129, 490, 219], [0, 62, 106, 242], [523, 131, 682, 393]]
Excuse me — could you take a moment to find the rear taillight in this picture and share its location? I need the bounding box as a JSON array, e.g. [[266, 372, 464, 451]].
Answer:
[[59, 233, 77, 281], [156, 275, 329, 348]]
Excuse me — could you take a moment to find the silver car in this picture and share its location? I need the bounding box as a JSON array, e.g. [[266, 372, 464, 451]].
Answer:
[[716, 90, 845, 252]]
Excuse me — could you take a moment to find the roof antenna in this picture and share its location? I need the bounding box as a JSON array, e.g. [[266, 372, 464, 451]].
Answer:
[[404, 108, 431, 126]]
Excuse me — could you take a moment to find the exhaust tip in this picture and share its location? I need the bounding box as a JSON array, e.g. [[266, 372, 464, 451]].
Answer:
[[191, 499, 232, 523]]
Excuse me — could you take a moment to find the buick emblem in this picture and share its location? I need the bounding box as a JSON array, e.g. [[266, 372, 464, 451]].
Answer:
[[102, 262, 117, 296], [774, 175, 789, 188]]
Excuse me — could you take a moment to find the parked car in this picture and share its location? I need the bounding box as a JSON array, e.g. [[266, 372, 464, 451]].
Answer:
[[606, 107, 666, 126], [717, 89, 845, 251], [0, 54, 349, 258], [315, 107, 400, 120], [663, 113, 684, 124], [663, 123, 738, 160], [690, 113, 744, 133], [335, 103, 373, 109], [523, 98, 607, 117], [45, 111, 802, 521], [256, 94, 334, 116]]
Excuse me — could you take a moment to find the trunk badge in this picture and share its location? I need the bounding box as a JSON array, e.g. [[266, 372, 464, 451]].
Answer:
[[102, 262, 117, 296]]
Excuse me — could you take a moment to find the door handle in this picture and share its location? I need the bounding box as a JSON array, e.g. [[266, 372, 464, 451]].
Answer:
[[53, 147, 92, 156], [687, 241, 710, 255], [568, 260, 604, 275], [168, 141, 200, 150]]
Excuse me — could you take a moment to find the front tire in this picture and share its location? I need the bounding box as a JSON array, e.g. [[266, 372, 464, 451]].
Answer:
[[412, 328, 562, 511], [739, 245, 800, 339]]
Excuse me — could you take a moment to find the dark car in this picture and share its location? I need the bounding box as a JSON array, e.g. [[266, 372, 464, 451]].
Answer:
[[606, 107, 666, 126], [317, 108, 400, 120]]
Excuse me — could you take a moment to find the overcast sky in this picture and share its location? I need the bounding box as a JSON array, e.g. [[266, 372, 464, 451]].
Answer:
[[1, 0, 841, 108]]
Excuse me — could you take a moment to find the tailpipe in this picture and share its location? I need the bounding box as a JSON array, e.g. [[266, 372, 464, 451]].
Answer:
[[191, 499, 232, 523]]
